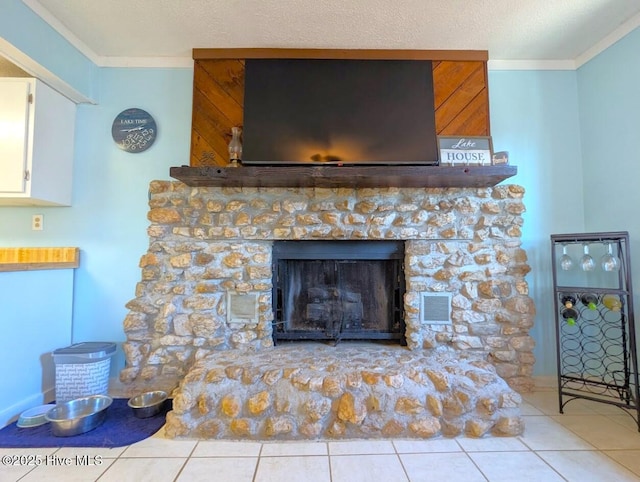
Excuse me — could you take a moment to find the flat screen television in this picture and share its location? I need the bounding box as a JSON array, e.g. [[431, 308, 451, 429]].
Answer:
[[241, 59, 439, 166]]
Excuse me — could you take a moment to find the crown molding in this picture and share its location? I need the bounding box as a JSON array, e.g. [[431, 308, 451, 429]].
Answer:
[[575, 11, 640, 68], [488, 59, 576, 71], [20, 0, 640, 72], [98, 57, 194, 68]]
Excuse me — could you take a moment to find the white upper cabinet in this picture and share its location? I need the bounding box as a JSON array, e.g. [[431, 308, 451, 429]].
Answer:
[[0, 78, 76, 206]]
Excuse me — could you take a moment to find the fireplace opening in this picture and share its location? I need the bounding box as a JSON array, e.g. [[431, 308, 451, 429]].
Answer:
[[272, 240, 405, 345]]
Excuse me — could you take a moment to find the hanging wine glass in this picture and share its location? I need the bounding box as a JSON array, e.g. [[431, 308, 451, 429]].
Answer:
[[580, 244, 595, 271], [601, 242, 620, 272], [559, 245, 574, 271]]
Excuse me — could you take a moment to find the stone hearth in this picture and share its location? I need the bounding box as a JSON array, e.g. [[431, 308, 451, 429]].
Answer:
[[120, 181, 535, 439], [164, 343, 523, 440]]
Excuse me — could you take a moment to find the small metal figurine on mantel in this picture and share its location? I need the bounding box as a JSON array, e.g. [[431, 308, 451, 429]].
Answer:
[[228, 126, 242, 167]]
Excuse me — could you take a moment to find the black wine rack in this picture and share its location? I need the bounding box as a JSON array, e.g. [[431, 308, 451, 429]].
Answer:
[[551, 231, 639, 430]]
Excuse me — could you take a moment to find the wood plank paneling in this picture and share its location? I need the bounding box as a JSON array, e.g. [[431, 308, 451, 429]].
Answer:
[[433, 61, 489, 136], [190, 60, 244, 167], [191, 89, 237, 166], [198, 59, 245, 106], [437, 91, 489, 136], [189, 128, 217, 167], [433, 61, 484, 109], [189, 54, 490, 167], [195, 62, 244, 122]]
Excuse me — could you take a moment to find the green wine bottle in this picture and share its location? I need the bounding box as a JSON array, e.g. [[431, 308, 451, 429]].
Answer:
[[581, 294, 598, 310], [561, 308, 579, 326]]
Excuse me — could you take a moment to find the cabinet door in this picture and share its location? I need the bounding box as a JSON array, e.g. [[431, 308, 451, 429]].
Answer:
[[0, 80, 31, 193]]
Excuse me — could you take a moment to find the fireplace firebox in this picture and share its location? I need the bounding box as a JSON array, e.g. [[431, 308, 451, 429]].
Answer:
[[272, 241, 405, 344]]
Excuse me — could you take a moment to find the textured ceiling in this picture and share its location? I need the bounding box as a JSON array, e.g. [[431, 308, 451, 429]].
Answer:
[[22, 0, 640, 65]]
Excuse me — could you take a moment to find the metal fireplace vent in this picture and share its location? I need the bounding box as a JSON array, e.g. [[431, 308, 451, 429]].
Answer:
[[227, 292, 259, 324], [420, 293, 452, 324]]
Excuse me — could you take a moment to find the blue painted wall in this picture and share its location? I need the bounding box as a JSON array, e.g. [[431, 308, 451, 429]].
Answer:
[[489, 70, 584, 377], [0, 66, 192, 357], [578, 27, 640, 277], [0, 269, 73, 426], [69, 67, 192, 347], [1, 3, 192, 413], [0, 64, 192, 422], [2, 0, 640, 421]]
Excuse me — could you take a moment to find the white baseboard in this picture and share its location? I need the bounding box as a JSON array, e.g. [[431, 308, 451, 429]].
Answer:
[[0, 387, 55, 429]]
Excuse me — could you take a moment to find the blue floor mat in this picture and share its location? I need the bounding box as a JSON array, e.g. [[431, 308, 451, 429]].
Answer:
[[0, 398, 171, 448]]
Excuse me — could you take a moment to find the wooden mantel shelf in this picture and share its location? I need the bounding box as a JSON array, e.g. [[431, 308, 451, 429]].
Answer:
[[170, 165, 517, 189]]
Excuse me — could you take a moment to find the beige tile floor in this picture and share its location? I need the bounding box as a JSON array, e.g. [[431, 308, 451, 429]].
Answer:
[[2, 388, 640, 481]]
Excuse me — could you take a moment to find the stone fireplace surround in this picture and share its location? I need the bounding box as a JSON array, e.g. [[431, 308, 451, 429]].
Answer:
[[120, 181, 535, 439]]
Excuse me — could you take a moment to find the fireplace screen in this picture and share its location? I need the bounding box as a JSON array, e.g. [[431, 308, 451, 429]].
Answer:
[[272, 241, 405, 344]]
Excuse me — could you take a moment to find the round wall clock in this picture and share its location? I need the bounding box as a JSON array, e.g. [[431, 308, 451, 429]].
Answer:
[[111, 108, 157, 153]]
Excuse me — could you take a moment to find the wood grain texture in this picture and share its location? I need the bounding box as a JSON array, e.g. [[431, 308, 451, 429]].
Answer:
[[171, 165, 516, 189], [190, 60, 244, 167], [0, 247, 79, 272], [189, 54, 490, 167], [433, 61, 489, 136], [437, 91, 490, 136]]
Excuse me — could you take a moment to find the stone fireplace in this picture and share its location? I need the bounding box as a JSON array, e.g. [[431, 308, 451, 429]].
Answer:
[[120, 181, 535, 439]]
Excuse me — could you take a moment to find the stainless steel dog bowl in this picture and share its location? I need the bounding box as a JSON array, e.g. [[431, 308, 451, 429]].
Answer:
[[17, 404, 55, 428], [128, 390, 168, 418], [45, 395, 112, 437]]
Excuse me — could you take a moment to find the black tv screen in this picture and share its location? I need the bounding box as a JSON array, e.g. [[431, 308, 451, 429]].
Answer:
[[242, 59, 439, 165]]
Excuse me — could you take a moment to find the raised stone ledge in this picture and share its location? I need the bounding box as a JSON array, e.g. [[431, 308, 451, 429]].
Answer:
[[164, 343, 524, 440]]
